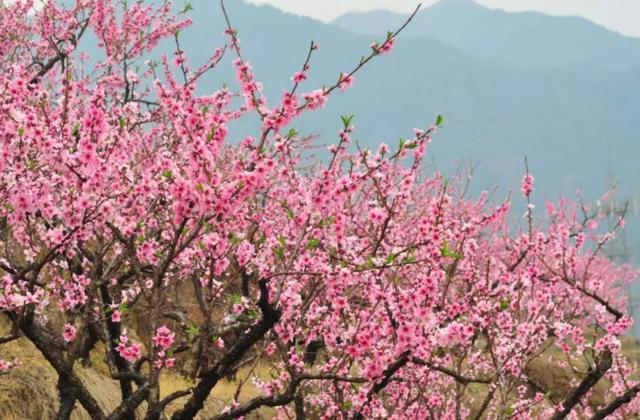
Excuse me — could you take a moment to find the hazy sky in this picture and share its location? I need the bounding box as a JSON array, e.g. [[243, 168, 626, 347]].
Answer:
[[246, 0, 640, 38]]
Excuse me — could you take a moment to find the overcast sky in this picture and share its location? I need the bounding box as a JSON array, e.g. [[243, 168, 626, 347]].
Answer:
[[246, 0, 640, 38]]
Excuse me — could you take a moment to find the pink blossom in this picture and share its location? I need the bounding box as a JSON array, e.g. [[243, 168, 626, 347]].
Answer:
[[111, 309, 122, 323], [338, 72, 355, 92], [521, 174, 534, 198], [371, 37, 395, 54], [368, 207, 386, 223], [63, 323, 77, 342], [291, 71, 307, 83], [301, 89, 328, 110], [153, 325, 175, 350]]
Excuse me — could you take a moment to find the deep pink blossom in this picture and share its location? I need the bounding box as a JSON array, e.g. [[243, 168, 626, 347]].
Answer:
[[521, 173, 534, 197], [63, 324, 77, 342]]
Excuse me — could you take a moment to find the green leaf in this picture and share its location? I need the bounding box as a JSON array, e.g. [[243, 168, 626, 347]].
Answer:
[[286, 128, 297, 138], [229, 232, 241, 245], [277, 235, 286, 247], [17, 127, 24, 137], [247, 309, 258, 319], [319, 216, 336, 227], [340, 114, 354, 129], [441, 240, 463, 260], [366, 256, 375, 269], [196, 183, 204, 192], [186, 324, 199, 336], [387, 30, 393, 40], [306, 238, 321, 250], [273, 246, 286, 260], [281, 201, 295, 219], [231, 294, 242, 304], [343, 401, 353, 410], [162, 170, 173, 179], [385, 253, 396, 265], [404, 142, 417, 149], [435, 114, 445, 126], [504, 406, 514, 416], [118, 117, 126, 129], [210, 334, 218, 343], [440, 240, 450, 257], [398, 138, 406, 151], [182, 2, 193, 13], [500, 298, 510, 311], [402, 254, 416, 264]]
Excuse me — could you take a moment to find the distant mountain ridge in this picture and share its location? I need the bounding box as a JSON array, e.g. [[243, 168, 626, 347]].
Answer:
[[332, 0, 640, 70]]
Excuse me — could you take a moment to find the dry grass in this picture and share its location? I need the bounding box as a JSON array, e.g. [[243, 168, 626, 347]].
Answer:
[[161, 364, 276, 419], [0, 332, 128, 420], [0, 317, 273, 419]]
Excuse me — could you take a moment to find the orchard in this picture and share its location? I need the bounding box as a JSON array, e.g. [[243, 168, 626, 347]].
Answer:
[[0, 1, 637, 419]]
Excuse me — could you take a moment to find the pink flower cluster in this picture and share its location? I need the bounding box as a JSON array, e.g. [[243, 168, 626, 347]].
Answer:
[[116, 332, 142, 363], [521, 173, 534, 198], [153, 326, 175, 369], [371, 38, 395, 55]]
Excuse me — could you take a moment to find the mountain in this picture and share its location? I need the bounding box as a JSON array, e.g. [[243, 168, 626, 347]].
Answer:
[[333, 0, 640, 71], [164, 1, 639, 196]]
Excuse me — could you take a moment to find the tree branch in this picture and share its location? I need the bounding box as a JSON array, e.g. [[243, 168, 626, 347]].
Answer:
[[171, 279, 280, 420], [412, 357, 492, 385], [551, 350, 612, 420], [590, 382, 640, 420], [352, 351, 410, 420]]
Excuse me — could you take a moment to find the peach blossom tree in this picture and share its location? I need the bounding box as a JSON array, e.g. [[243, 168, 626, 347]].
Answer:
[[0, 1, 637, 419]]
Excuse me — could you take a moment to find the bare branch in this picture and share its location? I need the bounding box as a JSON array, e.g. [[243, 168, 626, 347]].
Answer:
[[551, 350, 612, 420]]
